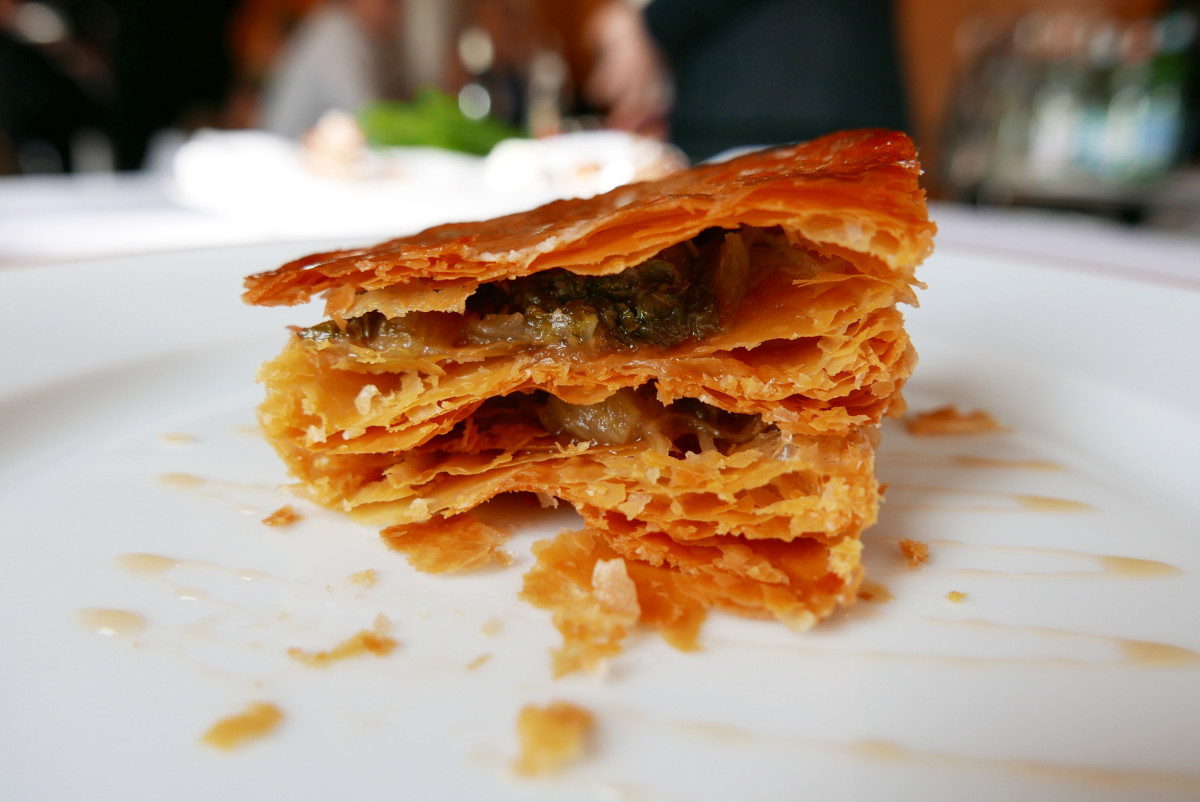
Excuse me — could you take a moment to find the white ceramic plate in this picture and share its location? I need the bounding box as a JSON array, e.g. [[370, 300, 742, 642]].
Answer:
[[2, 234, 1199, 802]]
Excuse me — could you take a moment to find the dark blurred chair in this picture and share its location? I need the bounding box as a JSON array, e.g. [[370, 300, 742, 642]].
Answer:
[[645, 0, 910, 160]]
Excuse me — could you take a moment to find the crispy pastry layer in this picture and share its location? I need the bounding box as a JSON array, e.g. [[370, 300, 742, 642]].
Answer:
[[244, 129, 934, 313], [246, 130, 933, 667]]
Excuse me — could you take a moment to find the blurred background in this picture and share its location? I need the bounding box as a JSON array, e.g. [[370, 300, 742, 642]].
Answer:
[[2, 0, 1199, 247]]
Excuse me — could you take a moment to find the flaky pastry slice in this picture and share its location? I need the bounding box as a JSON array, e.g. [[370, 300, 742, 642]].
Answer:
[[245, 129, 934, 669]]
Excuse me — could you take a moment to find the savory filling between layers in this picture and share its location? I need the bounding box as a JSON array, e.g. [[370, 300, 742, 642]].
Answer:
[[297, 226, 796, 354], [336, 382, 878, 549], [531, 385, 765, 455], [365, 384, 871, 646]]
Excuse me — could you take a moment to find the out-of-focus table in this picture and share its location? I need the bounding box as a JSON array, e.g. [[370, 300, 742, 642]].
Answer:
[[0, 171, 287, 264], [0, 129, 688, 267], [0, 169, 550, 267]]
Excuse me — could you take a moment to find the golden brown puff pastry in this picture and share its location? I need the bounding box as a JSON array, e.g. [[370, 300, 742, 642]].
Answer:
[[245, 129, 934, 669]]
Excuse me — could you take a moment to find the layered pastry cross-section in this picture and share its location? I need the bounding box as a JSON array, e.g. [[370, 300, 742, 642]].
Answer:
[[245, 129, 935, 667]]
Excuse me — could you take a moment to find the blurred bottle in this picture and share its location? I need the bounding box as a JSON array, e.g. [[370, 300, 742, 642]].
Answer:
[[1076, 18, 1121, 173], [1141, 11, 1195, 173], [941, 6, 1199, 205], [1026, 12, 1088, 177]]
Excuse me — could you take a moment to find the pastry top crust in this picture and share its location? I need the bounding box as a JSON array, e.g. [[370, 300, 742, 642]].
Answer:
[[243, 130, 934, 310]]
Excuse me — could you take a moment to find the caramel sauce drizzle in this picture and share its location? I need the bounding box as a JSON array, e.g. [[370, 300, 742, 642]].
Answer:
[[76, 608, 147, 639], [610, 706, 1200, 794], [709, 636, 1199, 670], [202, 701, 284, 750], [880, 450, 1065, 472], [855, 580, 894, 603], [155, 472, 281, 516], [709, 612, 1200, 670], [866, 537, 1182, 579], [922, 617, 1200, 669], [116, 552, 274, 585], [885, 483, 1093, 513]]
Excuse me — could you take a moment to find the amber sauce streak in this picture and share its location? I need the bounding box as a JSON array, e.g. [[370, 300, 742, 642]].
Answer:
[[855, 580, 894, 603], [709, 626, 1200, 670], [884, 483, 1093, 513], [115, 551, 271, 583], [608, 705, 1200, 794], [76, 608, 147, 639], [880, 450, 1066, 472], [867, 537, 1182, 579], [156, 472, 279, 516], [921, 617, 1200, 669]]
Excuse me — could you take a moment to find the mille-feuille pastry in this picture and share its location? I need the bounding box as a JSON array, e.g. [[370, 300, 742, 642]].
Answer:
[[245, 129, 935, 672]]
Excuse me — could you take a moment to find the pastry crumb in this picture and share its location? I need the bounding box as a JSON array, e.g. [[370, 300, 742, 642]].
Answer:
[[946, 590, 967, 603], [906, 405, 1006, 436], [513, 701, 595, 776], [354, 383, 381, 415], [481, 617, 502, 637], [591, 558, 641, 619], [159, 432, 195, 446], [202, 701, 283, 750], [856, 580, 894, 603], [467, 653, 491, 671], [382, 514, 512, 573], [347, 569, 377, 587], [899, 538, 929, 567], [288, 614, 397, 666], [262, 505, 300, 527]]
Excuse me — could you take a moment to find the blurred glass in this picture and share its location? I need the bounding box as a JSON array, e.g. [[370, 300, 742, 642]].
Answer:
[[449, 0, 571, 138]]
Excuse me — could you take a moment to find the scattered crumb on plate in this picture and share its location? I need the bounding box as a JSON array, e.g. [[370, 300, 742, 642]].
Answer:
[[520, 533, 642, 676], [481, 617, 502, 637], [262, 505, 301, 527], [467, 653, 491, 671], [288, 614, 397, 666], [159, 432, 196, 446], [856, 580, 894, 603], [202, 701, 283, 750], [946, 590, 968, 603], [905, 405, 1006, 436], [521, 528, 706, 676], [381, 513, 513, 573], [899, 538, 929, 567], [347, 568, 377, 587], [513, 701, 595, 776]]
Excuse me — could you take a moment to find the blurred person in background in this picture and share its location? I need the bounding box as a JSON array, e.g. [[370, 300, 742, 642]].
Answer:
[[585, 0, 910, 161], [0, 0, 103, 173], [582, 0, 669, 139], [260, 0, 403, 139]]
